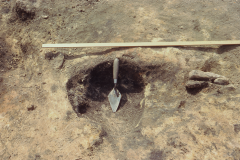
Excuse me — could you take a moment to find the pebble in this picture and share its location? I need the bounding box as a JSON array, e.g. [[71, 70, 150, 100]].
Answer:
[[186, 80, 208, 88], [214, 77, 229, 85], [189, 70, 224, 80], [218, 84, 236, 93], [42, 15, 49, 19], [27, 105, 37, 111]]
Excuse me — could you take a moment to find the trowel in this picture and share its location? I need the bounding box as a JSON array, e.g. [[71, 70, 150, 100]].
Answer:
[[108, 58, 121, 112]]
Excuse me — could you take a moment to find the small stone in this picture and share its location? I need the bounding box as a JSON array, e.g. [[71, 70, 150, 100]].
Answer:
[[42, 15, 49, 19], [214, 77, 229, 85], [189, 70, 224, 80], [218, 84, 235, 93], [224, 84, 235, 90], [186, 80, 208, 88], [27, 105, 37, 111]]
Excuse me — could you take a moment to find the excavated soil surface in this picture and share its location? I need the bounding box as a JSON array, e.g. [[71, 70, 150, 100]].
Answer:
[[1, 0, 240, 160]]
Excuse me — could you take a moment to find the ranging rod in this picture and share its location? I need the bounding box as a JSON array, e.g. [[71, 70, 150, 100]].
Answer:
[[42, 41, 240, 48]]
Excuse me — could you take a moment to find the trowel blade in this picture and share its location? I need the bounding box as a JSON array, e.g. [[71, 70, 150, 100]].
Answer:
[[108, 88, 121, 112]]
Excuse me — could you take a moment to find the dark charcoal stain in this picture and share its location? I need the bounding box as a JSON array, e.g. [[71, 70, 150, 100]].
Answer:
[[27, 105, 37, 111], [234, 124, 240, 134], [45, 52, 61, 60], [66, 79, 74, 90], [77, 102, 89, 114], [15, 2, 35, 21], [84, 60, 145, 102], [149, 150, 165, 160], [66, 59, 148, 115], [84, 61, 113, 102], [66, 58, 180, 116], [186, 82, 208, 95]]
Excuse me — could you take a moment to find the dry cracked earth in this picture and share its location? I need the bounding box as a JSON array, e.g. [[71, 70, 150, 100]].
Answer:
[[1, 0, 240, 159]]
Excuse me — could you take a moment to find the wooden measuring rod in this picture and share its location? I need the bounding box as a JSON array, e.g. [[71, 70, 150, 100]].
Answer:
[[42, 41, 240, 48]]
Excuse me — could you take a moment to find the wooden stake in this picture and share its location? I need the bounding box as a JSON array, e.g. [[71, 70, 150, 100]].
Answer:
[[42, 41, 240, 48]]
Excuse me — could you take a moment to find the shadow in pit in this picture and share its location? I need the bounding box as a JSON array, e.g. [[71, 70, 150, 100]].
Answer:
[[84, 59, 145, 102], [66, 59, 146, 114], [76, 102, 90, 114], [66, 57, 180, 115]]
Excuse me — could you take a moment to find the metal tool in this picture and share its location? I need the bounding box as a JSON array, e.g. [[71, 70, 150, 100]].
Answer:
[[108, 58, 121, 112]]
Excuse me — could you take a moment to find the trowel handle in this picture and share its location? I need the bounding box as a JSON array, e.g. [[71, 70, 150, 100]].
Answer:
[[113, 58, 119, 84]]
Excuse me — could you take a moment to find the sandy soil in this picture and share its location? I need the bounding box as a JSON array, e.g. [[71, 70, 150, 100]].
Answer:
[[1, 0, 240, 159]]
